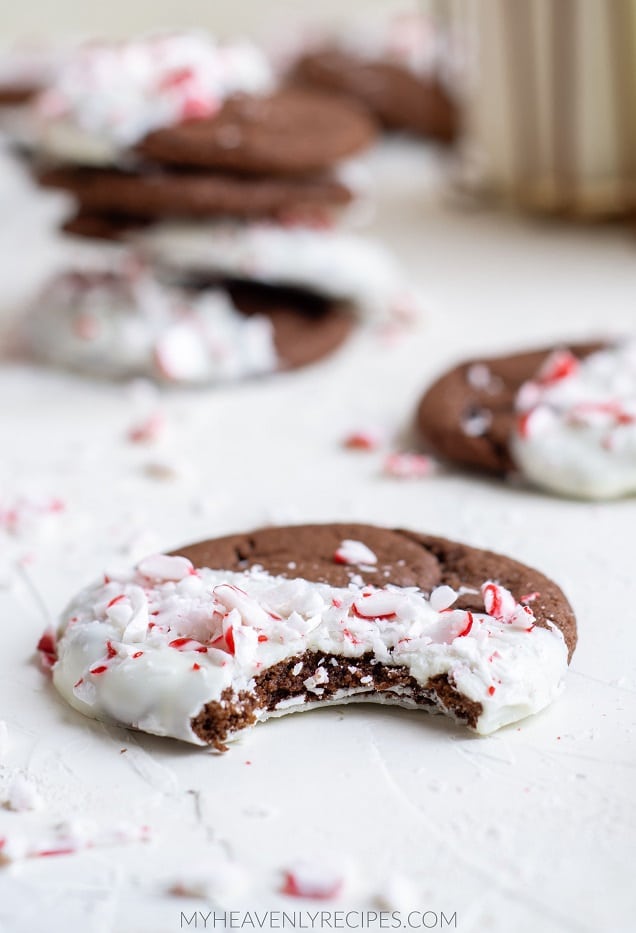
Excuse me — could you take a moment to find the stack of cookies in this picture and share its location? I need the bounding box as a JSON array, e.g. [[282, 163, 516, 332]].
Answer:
[[18, 32, 415, 385]]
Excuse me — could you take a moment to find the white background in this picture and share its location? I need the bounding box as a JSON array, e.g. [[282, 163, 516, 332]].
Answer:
[[0, 38, 635, 933]]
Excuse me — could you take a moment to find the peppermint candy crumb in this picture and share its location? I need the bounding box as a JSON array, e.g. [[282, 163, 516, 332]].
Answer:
[[334, 540, 378, 566], [383, 453, 436, 479], [281, 862, 344, 900]]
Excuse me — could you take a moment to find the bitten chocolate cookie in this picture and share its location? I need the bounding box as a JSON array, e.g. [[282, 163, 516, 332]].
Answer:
[[417, 340, 636, 499], [48, 523, 575, 749], [293, 49, 457, 142], [137, 88, 377, 175], [38, 165, 353, 222]]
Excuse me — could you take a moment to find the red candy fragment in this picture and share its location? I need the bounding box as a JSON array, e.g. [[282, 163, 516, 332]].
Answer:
[[536, 349, 579, 386], [281, 865, 343, 901], [168, 637, 208, 653], [342, 429, 384, 452], [457, 612, 474, 638], [36, 630, 57, 670], [127, 412, 165, 445], [520, 591, 540, 604]]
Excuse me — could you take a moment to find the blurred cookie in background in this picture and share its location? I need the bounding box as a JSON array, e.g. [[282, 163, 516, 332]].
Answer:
[[290, 8, 459, 143], [417, 340, 636, 500], [13, 222, 417, 383], [28, 33, 376, 237], [12, 258, 352, 383], [38, 164, 355, 226]]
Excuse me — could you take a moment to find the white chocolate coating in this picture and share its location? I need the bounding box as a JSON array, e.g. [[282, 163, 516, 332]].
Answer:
[[135, 220, 416, 323], [33, 33, 274, 165], [511, 341, 636, 499], [51, 550, 569, 745], [19, 264, 278, 384]]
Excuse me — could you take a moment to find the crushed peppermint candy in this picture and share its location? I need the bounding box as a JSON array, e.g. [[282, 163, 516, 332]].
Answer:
[[138, 554, 194, 582], [334, 540, 378, 566], [342, 428, 385, 451], [35, 33, 274, 163], [281, 862, 344, 900], [466, 363, 495, 390], [0, 495, 65, 538], [37, 629, 57, 670], [429, 585, 457, 612], [461, 407, 493, 437], [383, 452, 436, 479], [21, 264, 279, 386], [511, 340, 636, 498], [0, 820, 150, 866], [127, 411, 166, 444]]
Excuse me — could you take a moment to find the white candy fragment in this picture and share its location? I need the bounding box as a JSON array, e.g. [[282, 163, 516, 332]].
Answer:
[[334, 540, 378, 566], [138, 554, 193, 582], [429, 585, 457, 612]]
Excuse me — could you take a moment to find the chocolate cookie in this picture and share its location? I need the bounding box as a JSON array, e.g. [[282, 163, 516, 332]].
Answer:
[[417, 342, 603, 474], [18, 265, 355, 381], [49, 523, 575, 750], [0, 83, 37, 105], [293, 49, 457, 142], [39, 164, 353, 221], [137, 88, 377, 175], [223, 279, 354, 370]]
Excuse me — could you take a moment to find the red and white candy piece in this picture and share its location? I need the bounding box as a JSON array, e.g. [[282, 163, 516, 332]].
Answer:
[[0, 821, 150, 866], [342, 427, 385, 451], [334, 539, 378, 566], [429, 585, 457, 612], [481, 581, 534, 630], [213, 583, 273, 628], [127, 411, 166, 444], [36, 629, 57, 670], [536, 349, 579, 386], [352, 590, 402, 620], [281, 862, 344, 900]]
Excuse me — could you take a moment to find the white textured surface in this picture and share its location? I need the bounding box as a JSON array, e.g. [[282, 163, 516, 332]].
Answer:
[[1, 138, 635, 933]]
